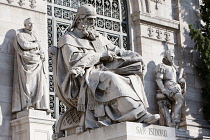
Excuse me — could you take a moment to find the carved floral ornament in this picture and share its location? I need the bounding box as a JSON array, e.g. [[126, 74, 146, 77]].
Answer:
[[147, 26, 171, 42], [18, 0, 25, 6], [6, 0, 14, 4], [150, 0, 165, 10], [6, 0, 36, 8]]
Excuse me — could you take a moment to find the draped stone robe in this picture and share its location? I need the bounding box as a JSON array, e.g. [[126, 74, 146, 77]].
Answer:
[[56, 31, 149, 129], [12, 29, 49, 113]]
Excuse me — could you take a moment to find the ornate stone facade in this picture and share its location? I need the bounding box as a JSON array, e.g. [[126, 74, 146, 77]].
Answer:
[[0, 0, 209, 140]]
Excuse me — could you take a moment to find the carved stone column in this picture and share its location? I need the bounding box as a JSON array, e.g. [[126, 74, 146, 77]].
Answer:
[[10, 110, 56, 140]]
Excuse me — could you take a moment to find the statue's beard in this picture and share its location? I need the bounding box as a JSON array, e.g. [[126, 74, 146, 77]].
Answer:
[[81, 25, 98, 40]]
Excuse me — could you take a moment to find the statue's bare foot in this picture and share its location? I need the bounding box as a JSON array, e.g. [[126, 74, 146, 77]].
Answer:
[[76, 126, 84, 134], [143, 114, 160, 124]]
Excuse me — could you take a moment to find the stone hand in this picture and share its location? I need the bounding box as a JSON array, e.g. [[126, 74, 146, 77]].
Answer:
[[70, 67, 85, 78], [40, 51, 45, 61], [35, 40, 41, 49], [178, 78, 186, 89], [178, 78, 185, 84], [162, 89, 170, 97], [141, 60, 145, 70], [101, 51, 117, 62]]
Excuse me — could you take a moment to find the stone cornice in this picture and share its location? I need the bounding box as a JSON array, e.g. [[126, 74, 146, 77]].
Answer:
[[132, 11, 180, 30], [0, 0, 47, 14]]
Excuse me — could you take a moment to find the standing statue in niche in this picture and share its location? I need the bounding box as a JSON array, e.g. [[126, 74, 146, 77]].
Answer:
[[51, 4, 160, 135], [12, 18, 50, 114], [155, 49, 186, 128]]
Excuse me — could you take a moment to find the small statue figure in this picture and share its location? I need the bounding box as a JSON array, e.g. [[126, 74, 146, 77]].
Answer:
[[52, 4, 160, 134], [12, 18, 50, 114], [155, 49, 186, 128]]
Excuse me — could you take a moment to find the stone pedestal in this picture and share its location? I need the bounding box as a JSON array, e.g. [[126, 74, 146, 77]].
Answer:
[[10, 109, 56, 140], [58, 122, 176, 140], [176, 128, 194, 140]]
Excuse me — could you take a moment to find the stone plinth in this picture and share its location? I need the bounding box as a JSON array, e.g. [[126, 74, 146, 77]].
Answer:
[[10, 109, 56, 140], [58, 122, 176, 140], [176, 128, 194, 140]]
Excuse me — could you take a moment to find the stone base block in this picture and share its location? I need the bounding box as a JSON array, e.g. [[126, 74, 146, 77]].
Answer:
[[58, 122, 176, 140], [176, 128, 194, 140], [10, 109, 56, 140]]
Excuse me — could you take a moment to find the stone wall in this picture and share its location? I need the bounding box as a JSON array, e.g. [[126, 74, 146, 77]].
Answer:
[[178, 0, 210, 138], [130, 0, 210, 138], [0, 1, 47, 140]]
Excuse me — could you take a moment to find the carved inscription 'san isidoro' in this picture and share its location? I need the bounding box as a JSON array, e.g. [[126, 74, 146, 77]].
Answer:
[[136, 126, 168, 137]]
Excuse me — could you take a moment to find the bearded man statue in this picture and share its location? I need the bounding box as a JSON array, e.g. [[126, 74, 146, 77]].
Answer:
[[53, 4, 160, 133]]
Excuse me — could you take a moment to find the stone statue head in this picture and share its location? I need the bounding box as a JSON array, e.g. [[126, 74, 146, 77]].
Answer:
[[72, 4, 98, 40], [164, 49, 175, 64], [72, 4, 96, 29], [24, 18, 34, 31]]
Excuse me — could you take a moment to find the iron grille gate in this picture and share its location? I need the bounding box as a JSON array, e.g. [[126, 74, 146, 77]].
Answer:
[[47, 0, 129, 132]]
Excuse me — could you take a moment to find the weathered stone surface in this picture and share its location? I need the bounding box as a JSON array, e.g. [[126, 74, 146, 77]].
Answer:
[[0, 53, 14, 70], [0, 68, 13, 87], [0, 117, 12, 137], [0, 85, 12, 103]]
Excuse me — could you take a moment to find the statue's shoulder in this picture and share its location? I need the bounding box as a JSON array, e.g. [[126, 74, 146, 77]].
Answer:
[[58, 32, 76, 48], [156, 63, 167, 74], [58, 32, 93, 49], [16, 29, 36, 38], [16, 29, 26, 37]]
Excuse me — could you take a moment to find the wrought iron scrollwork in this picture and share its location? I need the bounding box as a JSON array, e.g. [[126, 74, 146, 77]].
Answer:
[[63, 0, 70, 7], [47, 5, 52, 16], [47, 19, 53, 47], [107, 34, 120, 47], [54, 7, 63, 18]]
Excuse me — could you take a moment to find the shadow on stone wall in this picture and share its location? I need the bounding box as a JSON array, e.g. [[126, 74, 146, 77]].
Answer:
[[178, 1, 209, 138], [0, 29, 17, 55], [144, 60, 158, 113], [0, 29, 17, 139]]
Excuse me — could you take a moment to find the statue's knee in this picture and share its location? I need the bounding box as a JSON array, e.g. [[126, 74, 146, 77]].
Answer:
[[157, 93, 166, 100], [101, 71, 118, 80], [175, 93, 184, 104]]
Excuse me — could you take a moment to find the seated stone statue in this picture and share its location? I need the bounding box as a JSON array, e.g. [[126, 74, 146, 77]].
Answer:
[[12, 18, 50, 113], [52, 4, 160, 134], [155, 49, 186, 128]]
